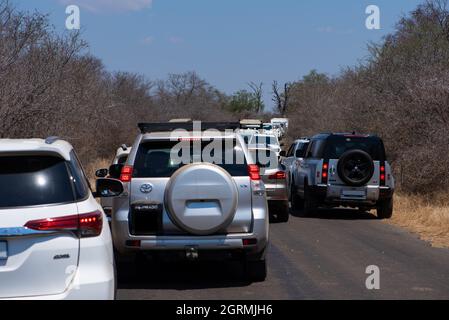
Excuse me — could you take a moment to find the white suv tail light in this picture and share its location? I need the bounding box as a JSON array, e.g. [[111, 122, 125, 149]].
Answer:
[[24, 211, 103, 238]]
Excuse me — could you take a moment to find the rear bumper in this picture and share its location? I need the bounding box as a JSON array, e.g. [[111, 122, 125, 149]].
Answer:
[[2, 265, 115, 300], [310, 185, 394, 206], [265, 184, 288, 201], [113, 218, 268, 258]]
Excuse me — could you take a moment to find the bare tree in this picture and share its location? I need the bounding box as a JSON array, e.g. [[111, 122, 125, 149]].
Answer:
[[248, 82, 264, 113], [272, 81, 291, 115]]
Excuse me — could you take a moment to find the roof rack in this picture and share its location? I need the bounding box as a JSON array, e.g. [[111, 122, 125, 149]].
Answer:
[[45, 136, 61, 144], [138, 122, 241, 134]]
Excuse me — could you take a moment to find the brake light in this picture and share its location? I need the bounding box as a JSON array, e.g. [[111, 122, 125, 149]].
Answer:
[[321, 162, 329, 184], [380, 164, 386, 186], [269, 171, 286, 180], [24, 211, 103, 238], [120, 165, 133, 182], [248, 164, 261, 181]]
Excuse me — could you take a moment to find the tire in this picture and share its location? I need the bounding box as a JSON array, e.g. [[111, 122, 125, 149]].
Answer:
[[244, 259, 267, 282], [337, 149, 375, 187], [290, 183, 303, 212], [377, 197, 393, 219], [303, 183, 317, 216], [270, 201, 289, 223]]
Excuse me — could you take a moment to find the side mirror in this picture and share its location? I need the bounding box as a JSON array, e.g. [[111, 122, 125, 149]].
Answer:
[[94, 178, 124, 198], [109, 164, 124, 179], [279, 151, 286, 157], [95, 168, 108, 178]]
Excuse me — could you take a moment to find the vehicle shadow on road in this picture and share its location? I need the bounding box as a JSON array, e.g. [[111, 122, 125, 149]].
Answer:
[[117, 258, 252, 290], [290, 208, 378, 220]]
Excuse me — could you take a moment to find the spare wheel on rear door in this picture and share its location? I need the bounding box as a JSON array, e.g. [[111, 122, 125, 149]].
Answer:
[[337, 149, 375, 187], [165, 163, 238, 235]]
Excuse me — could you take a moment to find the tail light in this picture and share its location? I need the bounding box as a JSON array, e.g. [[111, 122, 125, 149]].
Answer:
[[269, 171, 286, 180], [248, 164, 265, 196], [120, 165, 133, 182], [248, 164, 261, 181], [25, 211, 103, 238], [321, 162, 329, 184], [380, 163, 386, 186]]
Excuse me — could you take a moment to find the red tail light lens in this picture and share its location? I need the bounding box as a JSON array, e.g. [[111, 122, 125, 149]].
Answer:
[[25, 211, 103, 238], [269, 171, 286, 180], [120, 165, 133, 182], [248, 164, 261, 181], [380, 164, 386, 186], [321, 162, 329, 183]]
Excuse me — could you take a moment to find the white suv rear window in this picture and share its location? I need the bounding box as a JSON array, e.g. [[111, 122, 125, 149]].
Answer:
[[0, 156, 74, 208]]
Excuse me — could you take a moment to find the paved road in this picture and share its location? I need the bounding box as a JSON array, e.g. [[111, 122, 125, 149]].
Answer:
[[117, 209, 449, 300]]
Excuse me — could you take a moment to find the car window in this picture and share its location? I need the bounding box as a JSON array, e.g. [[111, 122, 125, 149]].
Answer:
[[133, 139, 248, 178], [306, 140, 325, 158], [68, 150, 90, 200], [250, 149, 278, 169], [0, 155, 74, 208], [295, 142, 309, 158], [286, 144, 295, 157], [323, 136, 386, 160]]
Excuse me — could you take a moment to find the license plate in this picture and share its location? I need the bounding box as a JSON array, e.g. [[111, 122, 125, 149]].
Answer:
[[0, 241, 7, 260], [341, 190, 366, 199]]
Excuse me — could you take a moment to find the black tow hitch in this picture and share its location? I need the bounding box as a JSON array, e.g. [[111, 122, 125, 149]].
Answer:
[[185, 246, 199, 260]]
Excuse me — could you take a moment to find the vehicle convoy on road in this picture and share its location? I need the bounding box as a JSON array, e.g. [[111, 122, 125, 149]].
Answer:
[[249, 146, 289, 222], [106, 122, 270, 281], [288, 133, 395, 218], [0, 138, 117, 300]]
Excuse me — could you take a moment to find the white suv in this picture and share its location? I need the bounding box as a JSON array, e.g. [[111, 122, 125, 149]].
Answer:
[[0, 138, 116, 300]]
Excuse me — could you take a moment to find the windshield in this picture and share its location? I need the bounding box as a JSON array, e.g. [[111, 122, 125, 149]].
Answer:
[[0, 155, 74, 208]]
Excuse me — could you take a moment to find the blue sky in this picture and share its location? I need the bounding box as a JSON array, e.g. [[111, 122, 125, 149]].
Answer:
[[14, 0, 423, 109]]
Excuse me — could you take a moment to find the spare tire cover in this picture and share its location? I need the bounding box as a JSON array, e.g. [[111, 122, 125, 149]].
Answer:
[[337, 149, 375, 187], [165, 163, 238, 235]]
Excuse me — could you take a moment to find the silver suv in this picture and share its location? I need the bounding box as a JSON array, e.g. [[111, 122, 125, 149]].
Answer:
[[106, 122, 269, 281], [289, 133, 395, 219]]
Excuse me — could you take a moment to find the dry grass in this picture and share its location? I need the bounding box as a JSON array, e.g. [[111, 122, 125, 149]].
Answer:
[[389, 193, 449, 248]]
